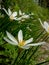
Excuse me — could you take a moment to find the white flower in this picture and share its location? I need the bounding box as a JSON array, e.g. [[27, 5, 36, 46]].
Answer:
[[4, 30, 46, 49], [39, 18, 49, 33], [2, 8, 33, 21], [2, 8, 18, 20], [19, 10, 30, 20]]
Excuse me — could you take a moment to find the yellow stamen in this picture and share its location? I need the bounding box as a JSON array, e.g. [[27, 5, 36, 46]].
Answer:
[[10, 15, 14, 20], [19, 41, 25, 46]]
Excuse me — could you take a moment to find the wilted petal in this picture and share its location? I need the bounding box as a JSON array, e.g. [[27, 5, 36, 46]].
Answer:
[[26, 42, 46, 46], [18, 30, 23, 42], [8, 8, 12, 16], [25, 38, 33, 45], [6, 31, 18, 44], [12, 12, 17, 17], [4, 37, 18, 45]]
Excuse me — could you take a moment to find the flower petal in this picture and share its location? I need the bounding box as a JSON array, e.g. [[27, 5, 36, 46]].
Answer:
[[44, 21, 49, 28], [21, 45, 30, 49], [8, 8, 12, 16], [6, 31, 18, 44], [18, 30, 23, 42], [0, 5, 1, 9], [26, 42, 46, 46], [12, 12, 17, 17], [22, 15, 29, 19], [43, 21, 49, 32], [2, 8, 9, 16], [25, 38, 33, 45], [4, 37, 18, 45], [19, 10, 22, 15], [39, 18, 44, 28], [31, 13, 34, 15], [22, 13, 25, 15], [13, 17, 22, 21]]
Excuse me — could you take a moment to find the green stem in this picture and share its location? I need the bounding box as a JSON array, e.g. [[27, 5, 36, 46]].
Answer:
[[12, 48, 22, 65]]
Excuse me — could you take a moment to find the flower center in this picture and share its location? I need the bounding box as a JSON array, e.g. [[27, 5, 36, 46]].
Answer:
[[10, 15, 14, 20], [19, 41, 25, 46], [48, 27, 49, 32]]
